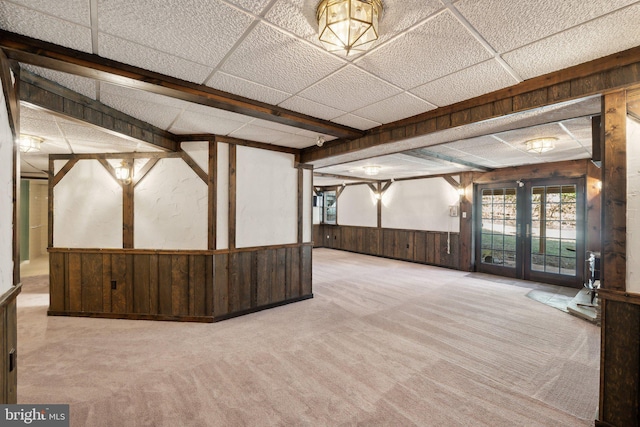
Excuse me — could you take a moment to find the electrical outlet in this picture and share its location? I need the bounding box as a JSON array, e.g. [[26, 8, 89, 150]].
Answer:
[[462, 212, 467, 218]]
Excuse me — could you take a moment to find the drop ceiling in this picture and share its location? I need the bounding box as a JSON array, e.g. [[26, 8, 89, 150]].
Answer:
[[2, 0, 638, 179]]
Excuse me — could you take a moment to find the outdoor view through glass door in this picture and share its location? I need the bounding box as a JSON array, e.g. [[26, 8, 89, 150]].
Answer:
[[476, 179, 585, 287]]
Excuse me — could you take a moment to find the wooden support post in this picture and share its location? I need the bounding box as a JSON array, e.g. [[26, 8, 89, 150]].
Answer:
[[228, 144, 236, 250], [458, 172, 473, 272], [208, 140, 217, 250]]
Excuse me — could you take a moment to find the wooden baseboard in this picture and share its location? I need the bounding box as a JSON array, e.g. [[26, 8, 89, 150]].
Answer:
[[47, 311, 214, 323], [213, 294, 313, 322]]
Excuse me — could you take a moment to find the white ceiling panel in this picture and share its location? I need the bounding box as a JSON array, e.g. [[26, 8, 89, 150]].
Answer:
[[272, 133, 317, 149], [356, 11, 492, 90], [228, 123, 290, 144], [221, 22, 345, 93], [97, 0, 254, 68], [225, 0, 274, 15], [331, 113, 380, 131], [503, 4, 640, 80], [6, 0, 90, 26], [23, 65, 97, 100], [373, 0, 445, 45], [278, 96, 346, 121], [411, 59, 517, 107], [21, 155, 49, 175], [297, 65, 401, 112], [170, 110, 247, 135], [455, 0, 638, 53], [58, 122, 143, 148], [98, 33, 214, 84], [99, 84, 187, 130], [264, 0, 318, 44], [0, 2, 92, 52], [352, 92, 436, 124], [206, 71, 292, 105]]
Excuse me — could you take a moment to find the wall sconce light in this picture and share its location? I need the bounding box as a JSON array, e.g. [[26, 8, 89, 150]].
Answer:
[[115, 160, 132, 184], [375, 192, 381, 200], [595, 180, 602, 191], [18, 134, 44, 153], [457, 187, 465, 198], [317, 136, 325, 147]]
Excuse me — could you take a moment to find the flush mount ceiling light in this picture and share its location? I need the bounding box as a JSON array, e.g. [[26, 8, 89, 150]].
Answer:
[[18, 134, 44, 153], [525, 137, 557, 154], [363, 165, 380, 176], [316, 0, 383, 56]]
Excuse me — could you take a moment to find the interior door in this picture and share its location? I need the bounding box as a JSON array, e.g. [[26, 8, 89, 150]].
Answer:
[[476, 179, 585, 287]]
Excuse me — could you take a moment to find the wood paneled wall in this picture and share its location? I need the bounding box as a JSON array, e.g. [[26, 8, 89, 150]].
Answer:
[[314, 225, 459, 270], [0, 285, 20, 404], [48, 244, 312, 322]]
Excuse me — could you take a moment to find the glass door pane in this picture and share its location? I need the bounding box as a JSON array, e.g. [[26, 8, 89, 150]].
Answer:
[[480, 187, 517, 269], [529, 184, 578, 277]]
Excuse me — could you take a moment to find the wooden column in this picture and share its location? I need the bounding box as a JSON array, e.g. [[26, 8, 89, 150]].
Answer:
[[598, 90, 640, 427], [601, 91, 627, 291], [297, 167, 303, 244], [228, 144, 236, 250], [208, 140, 217, 250], [122, 180, 134, 248], [377, 182, 382, 229], [458, 172, 473, 271]]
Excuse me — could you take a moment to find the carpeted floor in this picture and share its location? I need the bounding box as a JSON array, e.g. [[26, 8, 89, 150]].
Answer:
[[17, 249, 600, 426]]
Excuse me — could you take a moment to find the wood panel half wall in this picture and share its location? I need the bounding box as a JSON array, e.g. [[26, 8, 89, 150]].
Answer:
[[314, 225, 459, 270], [49, 244, 312, 322]]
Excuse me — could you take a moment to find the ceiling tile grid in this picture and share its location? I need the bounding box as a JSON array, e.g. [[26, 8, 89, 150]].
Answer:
[[455, 0, 639, 53], [278, 95, 346, 121], [97, 0, 254, 69], [170, 109, 248, 135], [411, 59, 517, 107], [206, 71, 292, 105], [356, 10, 493, 90], [4, 0, 90, 26], [331, 113, 381, 131], [297, 65, 401, 112], [352, 92, 436, 124], [0, 1, 92, 52], [97, 33, 214, 84], [502, 3, 640, 80], [224, 0, 274, 15], [22, 65, 97, 100], [220, 22, 345, 93]]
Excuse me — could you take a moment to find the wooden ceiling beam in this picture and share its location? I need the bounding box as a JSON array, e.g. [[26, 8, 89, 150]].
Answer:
[[0, 29, 364, 140], [20, 70, 177, 151], [313, 172, 379, 183], [301, 44, 640, 163]]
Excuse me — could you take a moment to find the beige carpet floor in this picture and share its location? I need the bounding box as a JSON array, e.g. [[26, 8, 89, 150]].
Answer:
[[17, 249, 600, 426]]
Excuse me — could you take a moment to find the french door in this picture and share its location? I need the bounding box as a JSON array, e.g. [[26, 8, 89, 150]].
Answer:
[[475, 178, 585, 287]]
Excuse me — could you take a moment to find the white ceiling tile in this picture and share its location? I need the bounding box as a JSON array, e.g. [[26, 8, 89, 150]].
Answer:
[[98, 33, 214, 84], [99, 84, 186, 130], [560, 117, 594, 141], [221, 22, 345, 93], [332, 114, 380, 131], [225, 0, 273, 14], [170, 109, 247, 135], [374, 0, 445, 45], [271, 133, 316, 149], [357, 11, 492, 90], [19, 113, 65, 141], [206, 71, 292, 105], [185, 102, 256, 124], [59, 122, 139, 147], [264, 0, 317, 43], [503, 4, 640, 80], [411, 59, 517, 107], [21, 156, 49, 174], [7, 0, 90, 26], [278, 96, 346, 121], [455, 0, 638, 53], [228, 123, 289, 144], [352, 92, 436, 124], [97, 0, 253, 68], [22, 65, 97, 100], [297, 65, 401, 112], [494, 123, 574, 148], [0, 2, 92, 52]]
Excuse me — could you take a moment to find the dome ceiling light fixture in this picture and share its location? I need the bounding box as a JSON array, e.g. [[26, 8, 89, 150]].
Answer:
[[525, 137, 557, 154], [363, 165, 381, 176], [316, 0, 383, 56], [18, 134, 44, 153]]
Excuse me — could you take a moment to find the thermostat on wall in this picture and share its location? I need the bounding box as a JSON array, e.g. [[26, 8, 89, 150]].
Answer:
[[449, 205, 459, 217]]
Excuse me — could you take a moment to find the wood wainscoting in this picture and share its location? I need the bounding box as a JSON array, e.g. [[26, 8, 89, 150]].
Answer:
[[314, 225, 459, 270], [0, 285, 20, 403], [48, 244, 312, 322]]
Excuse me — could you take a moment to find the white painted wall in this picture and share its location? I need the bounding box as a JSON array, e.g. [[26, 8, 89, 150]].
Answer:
[[303, 169, 312, 242], [236, 146, 297, 248], [135, 158, 207, 250], [337, 184, 378, 227], [54, 160, 123, 248], [627, 117, 640, 293], [0, 85, 13, 294], [181, 141, 209, 173], [217, 143, 229, 250], [381, 177, 461, 232]]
